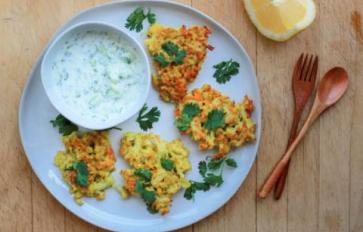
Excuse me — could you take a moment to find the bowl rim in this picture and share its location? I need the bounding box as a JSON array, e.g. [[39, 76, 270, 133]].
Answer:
[[40, 21, 151, 130]]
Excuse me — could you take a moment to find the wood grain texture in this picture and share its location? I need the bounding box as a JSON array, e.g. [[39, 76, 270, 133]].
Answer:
[[350, 2, 363, 232], [0, 0, 34, 231], [0, 0, 362, 232], [319, 1, 354, 231]]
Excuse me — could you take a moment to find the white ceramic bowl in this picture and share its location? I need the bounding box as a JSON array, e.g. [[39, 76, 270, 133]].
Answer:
[[41, 21, 151, 130]]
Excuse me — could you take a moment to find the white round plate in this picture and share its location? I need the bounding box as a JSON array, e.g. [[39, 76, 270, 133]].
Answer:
[[19, 1, 261, 231]]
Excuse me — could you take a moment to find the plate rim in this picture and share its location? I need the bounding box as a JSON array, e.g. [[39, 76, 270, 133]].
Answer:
[[18, 0, 262, 231]]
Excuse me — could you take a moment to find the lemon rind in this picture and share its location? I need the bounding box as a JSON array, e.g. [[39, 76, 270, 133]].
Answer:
[[244, 0, 316, 41]]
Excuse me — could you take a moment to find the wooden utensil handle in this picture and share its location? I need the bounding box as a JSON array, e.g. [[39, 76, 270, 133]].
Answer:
[[274, 109, 302, 199], [258, 157, 290, 198], [258, 99, 324, 199], [274, 160, 290, 199]]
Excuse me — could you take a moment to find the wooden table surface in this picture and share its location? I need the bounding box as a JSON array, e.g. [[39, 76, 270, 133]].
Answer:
[[1, 0, 362, 231]]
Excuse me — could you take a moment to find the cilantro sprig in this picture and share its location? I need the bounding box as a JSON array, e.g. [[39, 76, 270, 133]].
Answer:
[[153, 41, 187, 67], [135, 180, 156, 203], [161, 158, 174, 171], [175, 103, 201, 131], [134, 169, 158, 214], [184, 157, 237, 200], [66, 161, 89, 187], [125, 7, 156, 32], [152, 54, 169, 68], [162, 41, 186, 65], [136, 104, 160, 131], [204, 109, 225, 131], [184, 181, 210, 200], [134, 169, 152, 182], [50, 114, 78, 136], [213, 59, 240, 84]]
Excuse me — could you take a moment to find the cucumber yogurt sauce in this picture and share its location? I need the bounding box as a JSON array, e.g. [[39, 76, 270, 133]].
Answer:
[[51, 29, 147, 123]]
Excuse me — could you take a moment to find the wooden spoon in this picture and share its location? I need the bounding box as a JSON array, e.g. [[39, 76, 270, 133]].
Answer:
[[258, 67, 349, 199]]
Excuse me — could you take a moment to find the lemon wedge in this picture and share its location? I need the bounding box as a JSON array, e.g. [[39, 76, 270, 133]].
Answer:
[[244, 0, 316, 41]]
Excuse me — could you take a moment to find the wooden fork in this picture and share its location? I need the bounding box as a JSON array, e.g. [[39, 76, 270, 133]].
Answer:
[[273, 54, 318, 199]]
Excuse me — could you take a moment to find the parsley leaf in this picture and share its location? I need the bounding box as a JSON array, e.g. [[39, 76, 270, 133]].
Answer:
[[161, 158, 174, 171], [134, 169, 152, 182], [184, 185, 195, 200], [161, 41, 187, 65], [135, 180, 156, 204], [147, 204, 158, 214], [174, 117, 190, 132], [125, 7, 156, 32], [162, 41, 179, 55], [183, 103, 201, 118], [153, 42, 186, 67], [184, 156, 238, 200], [125, 7, 145, 32], [204, 109, 225, 131], [213, 59, 240, 84], [175, 103, 201, 131], [135, 180, 144, 193], [50, 114, 78, 136], [152, 54, 169, 68], [136, 104, 160, 131], [198, 161, 207, 177], [204, 173, 223, 187], [225, 158, 237, 168], [184, 181, 210, 200], [134, 168, 158, 214], [173, 50, 187, 65], [146, 9, 156, 24], [193, 181, 210, 191], [141, 189, 156, 203], [72, 161, 88, 187], [207, 158, 225, 170]]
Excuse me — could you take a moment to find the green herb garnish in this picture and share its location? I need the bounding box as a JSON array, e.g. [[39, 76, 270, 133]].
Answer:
[[153, 41, 187, 67], [204, 109, 225, 131], [136, 104, 160, 131], [125, 7, 156, 32], [184, 181, 210, 200], [50, 114, 78, 136], [161, 41, 186, 65], [198, 161, 207, 177], [134, 170, 158, 214], [147, 204, 158, 214], [173, 49, 187, 65], [183, 103, 201, 117], [184, 157, 237, 200], [162, 41, 179, 55], [161, 158, 174, 171], [226, 158, 238, 168], [152, 54, 169, 68], [146, 9, 156, 24], [204, 173, 223, 187], [213, 59, 240, 84], [72, 161, 89, 187], [175, 103, 201, 131], [134, 169, 152, 182], [207, 158, 225, 170], [135, 180, 156, 203]]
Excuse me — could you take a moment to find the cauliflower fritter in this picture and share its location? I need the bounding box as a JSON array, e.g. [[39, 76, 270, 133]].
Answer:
[[175, 84, 256, 158], [145, 23, 211, 103], [54, 131, 115, 204], [119, 132, 191, 215]]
